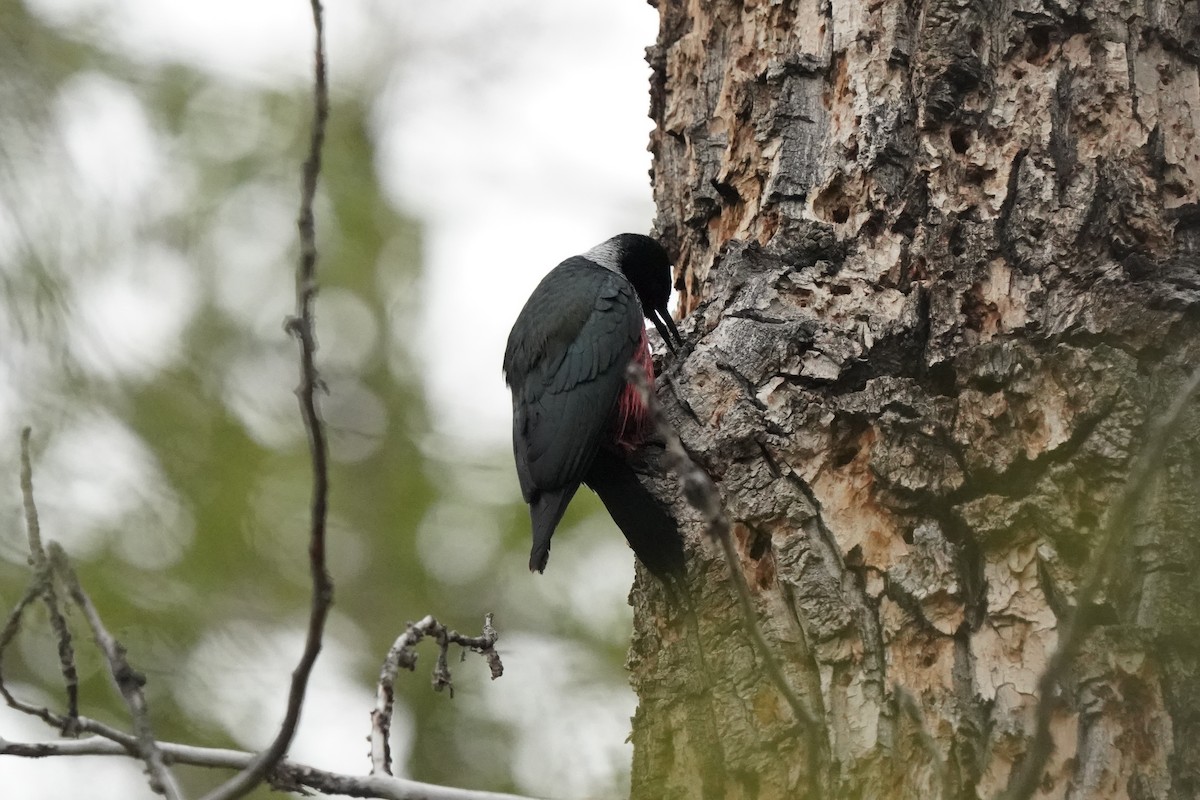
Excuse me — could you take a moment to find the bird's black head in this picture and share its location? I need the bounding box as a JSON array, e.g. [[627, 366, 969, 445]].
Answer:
[[584, 233, 683, 351]]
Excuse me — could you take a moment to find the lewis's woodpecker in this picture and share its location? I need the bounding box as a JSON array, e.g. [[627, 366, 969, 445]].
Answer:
[[503, 233, 685, 581]]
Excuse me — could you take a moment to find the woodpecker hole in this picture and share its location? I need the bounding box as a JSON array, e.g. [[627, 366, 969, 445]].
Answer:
[[832, 205, 850, 223], [950, 127, 971, 154], [1028, 27, 1052, 64], [748, 526, 772, 560], [950, 230, 966, 256], [1020, 409, 1044, 435], [859, 211, 884, 239]]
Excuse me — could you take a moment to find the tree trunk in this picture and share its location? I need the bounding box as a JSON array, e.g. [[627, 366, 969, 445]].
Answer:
[[629, 2, 1200, 798]]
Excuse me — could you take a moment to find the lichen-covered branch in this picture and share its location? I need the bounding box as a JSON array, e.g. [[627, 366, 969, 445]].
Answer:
[[2, 443, 509, 798], [50, 543, 183, 800], [5, 432, 181, 797], [0, 735, 538, 800], [18, 427, 79, 732], [370, 614, 502, 776]]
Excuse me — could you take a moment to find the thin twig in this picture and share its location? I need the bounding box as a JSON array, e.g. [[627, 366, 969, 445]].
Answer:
[[626, 365, 818, 730], [370, 615, 502, 775], [49, 543, 183, 800], [200, 2, 332, 798], [1000, 363, 1200, 800], [0, 735, 540, 800], [0, 582, 46, 715], [10, 432, 182, 797], [19, 427, 80, 733], [0, 695, 154, 750]]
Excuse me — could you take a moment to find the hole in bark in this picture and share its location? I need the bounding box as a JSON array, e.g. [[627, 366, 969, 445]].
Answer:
[[711, 178, 742, 205], [926, 362, 957, 396], [922, 653, 936, 668], [965, 166, 994, 185], [909, 255, 929, 281], [968, 29, 983, 51], [830, 283, 853, 296], [859, 211, 884, 239], [1054, 534, 1091, 567], [1028, 27, 1052, 63], [832, 444, 859, 468], [950, 127, 971, 154], [846, 544, 864, 567], [748, 526, 772, 560], [902, 527, 915, 544], [832, 205, 850, 223]]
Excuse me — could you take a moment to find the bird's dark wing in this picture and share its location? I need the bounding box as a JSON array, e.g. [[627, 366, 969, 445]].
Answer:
[[584, 446, 684, 583], [504, 259, 641, 501]]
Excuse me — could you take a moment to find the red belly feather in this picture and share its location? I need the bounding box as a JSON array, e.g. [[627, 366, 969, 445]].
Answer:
[[613, 328, 655, 450]]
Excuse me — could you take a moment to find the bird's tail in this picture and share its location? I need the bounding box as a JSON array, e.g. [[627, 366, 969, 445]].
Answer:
[[584, 448, 685, 583], [528, 485, 578, 573]]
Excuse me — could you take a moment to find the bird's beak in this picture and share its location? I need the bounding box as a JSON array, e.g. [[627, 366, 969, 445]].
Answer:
[[650, 307, 683, 353]]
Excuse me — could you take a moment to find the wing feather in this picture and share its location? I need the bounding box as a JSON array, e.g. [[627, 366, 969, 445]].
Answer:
[[503, 260, 641, 503]]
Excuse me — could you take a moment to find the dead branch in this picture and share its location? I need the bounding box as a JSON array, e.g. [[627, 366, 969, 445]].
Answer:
[[0, 734, 539, 800], [49, 543, 183, 799], [18, 427, 80, 733], [5, 432, 182, 797], [0, 582, 62, 729], [370, 614, 502, 775]]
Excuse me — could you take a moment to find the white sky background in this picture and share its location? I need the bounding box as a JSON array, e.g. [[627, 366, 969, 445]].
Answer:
[[382, 4, 661, 447], [22, 0, 661, 450], [4, 0, 660, 797]]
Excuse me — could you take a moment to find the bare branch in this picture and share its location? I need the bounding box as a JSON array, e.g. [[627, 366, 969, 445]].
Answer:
[[49, 543, 183, 800], [19, 427, 80, 733], [0, 582, 52, 721], [370, 615, 502, 776], [8, 431, 183, 796], [627, 365, 819, 730], [0, 735, 541, 800], [201, 2, 333, 798], [1000, 362, 1200, 800]]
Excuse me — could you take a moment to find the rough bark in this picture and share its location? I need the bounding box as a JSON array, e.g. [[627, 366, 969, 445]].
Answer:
[[629, 1, 1200, 799]]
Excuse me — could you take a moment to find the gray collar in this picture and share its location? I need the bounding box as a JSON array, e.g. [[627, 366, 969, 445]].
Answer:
[[581, 239, 624, 274]]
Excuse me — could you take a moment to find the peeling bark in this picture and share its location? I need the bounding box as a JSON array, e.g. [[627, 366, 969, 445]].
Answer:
[[630, 1, 1200, 798]]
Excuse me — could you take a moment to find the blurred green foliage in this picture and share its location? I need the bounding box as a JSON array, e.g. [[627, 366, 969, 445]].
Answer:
[[0, 3, 635, 798]]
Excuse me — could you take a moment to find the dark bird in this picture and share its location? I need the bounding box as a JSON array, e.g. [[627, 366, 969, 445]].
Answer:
[[503, 233, 685, 582]]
